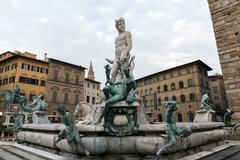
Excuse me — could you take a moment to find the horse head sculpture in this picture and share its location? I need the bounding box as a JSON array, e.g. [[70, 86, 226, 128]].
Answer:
[[24, 95, 47, 112]]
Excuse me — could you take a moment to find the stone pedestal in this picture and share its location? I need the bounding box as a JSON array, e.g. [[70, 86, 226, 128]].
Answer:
[[3, 112, 24, 127], [193, 109, 216, 123], [3, 112, 15, 127], [32, 111, 50, 124], [104, 101, 139, 136]]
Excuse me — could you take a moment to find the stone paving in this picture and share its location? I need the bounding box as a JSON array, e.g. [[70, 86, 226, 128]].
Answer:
[[201, 146, 240, 160], [180, 141, 240, 160], [1, 140, 240, 160], [0, 141, 65, 160]]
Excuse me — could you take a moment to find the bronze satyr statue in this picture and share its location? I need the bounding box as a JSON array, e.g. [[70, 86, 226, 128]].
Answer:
[[224, 107, 234, 126], [3, 113, 22, 136], [156, 101, 192, 158], [54, 105, 89, 156], [223, 107, 240, 136]]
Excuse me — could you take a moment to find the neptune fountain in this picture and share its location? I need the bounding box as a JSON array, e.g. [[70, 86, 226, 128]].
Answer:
[[10, 18, 229, 160]]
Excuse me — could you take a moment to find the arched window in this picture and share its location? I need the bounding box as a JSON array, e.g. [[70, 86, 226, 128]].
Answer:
[[63, 88, 71, 93], [52, 91, 58, 103], [53, 70, 59, 81], [75, 94, 79, 104], [188, 112, 195, 122], [172, 95, 176, 101], [180, 94, 186, 102], [64, 92, 68, 104], [65, 72, 69, 83], [188, 79, 193, 87], [150, 99, 153, 106], [75, 74, 80, 84], [179, 81, 184, 88], [158, 114, 162, 122], [177, 113, 183, 122], [145, 89, 148, 95], [145, 100, 148, 107], [157, 86, 160, 93], [164, 85, 168, 91], [171, 83, 176, 90], [189, 93, 195, 101], [149, 88, 152, 94], [164, 97, 169, 101], [158, 98, 161, 106]]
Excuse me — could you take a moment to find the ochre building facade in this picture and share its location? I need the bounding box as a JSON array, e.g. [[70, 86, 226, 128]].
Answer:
[[0, 51, 48, 112], [136, 60, 212, 123], [0, 51, 86, 117]]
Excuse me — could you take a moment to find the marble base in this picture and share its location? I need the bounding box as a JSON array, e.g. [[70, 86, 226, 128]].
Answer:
[[32, 111, 50, 124], [193, 109, 216, 123], [3, 112, 24, 127], [16, 129, 228, 155], [20, 122, 225, 133]]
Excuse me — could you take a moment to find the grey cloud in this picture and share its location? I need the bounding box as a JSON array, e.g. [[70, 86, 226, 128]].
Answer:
[[0, 0, 220, 84]]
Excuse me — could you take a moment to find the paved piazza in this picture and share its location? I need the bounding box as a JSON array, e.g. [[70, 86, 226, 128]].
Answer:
[[0, 142, 65, 160]]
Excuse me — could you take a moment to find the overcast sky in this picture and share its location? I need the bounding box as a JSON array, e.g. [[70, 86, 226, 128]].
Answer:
[[0, 0, 221, 83]]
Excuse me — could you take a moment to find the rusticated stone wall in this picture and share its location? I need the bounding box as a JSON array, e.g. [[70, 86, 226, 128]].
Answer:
[[208, 0, 240, 113]]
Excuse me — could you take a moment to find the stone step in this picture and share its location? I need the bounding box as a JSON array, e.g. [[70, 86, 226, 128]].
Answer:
[[0, 145, 49, 160], [199, 146, 240, 160], [0, 148, 23, 160], [179, 142, 240, 160], [0, 142, 66, 160]]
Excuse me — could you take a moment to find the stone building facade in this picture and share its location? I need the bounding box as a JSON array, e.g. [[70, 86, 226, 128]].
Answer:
[[209, 74, 228, 110], [45, 58, 86, 115], [85, 78, 101, 105], [84, 61, 101, 105], [207, 0, 240, 115], [0, 51, 95, 119], [135, 60, 212, 123], [0, 51, 48, 113]]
